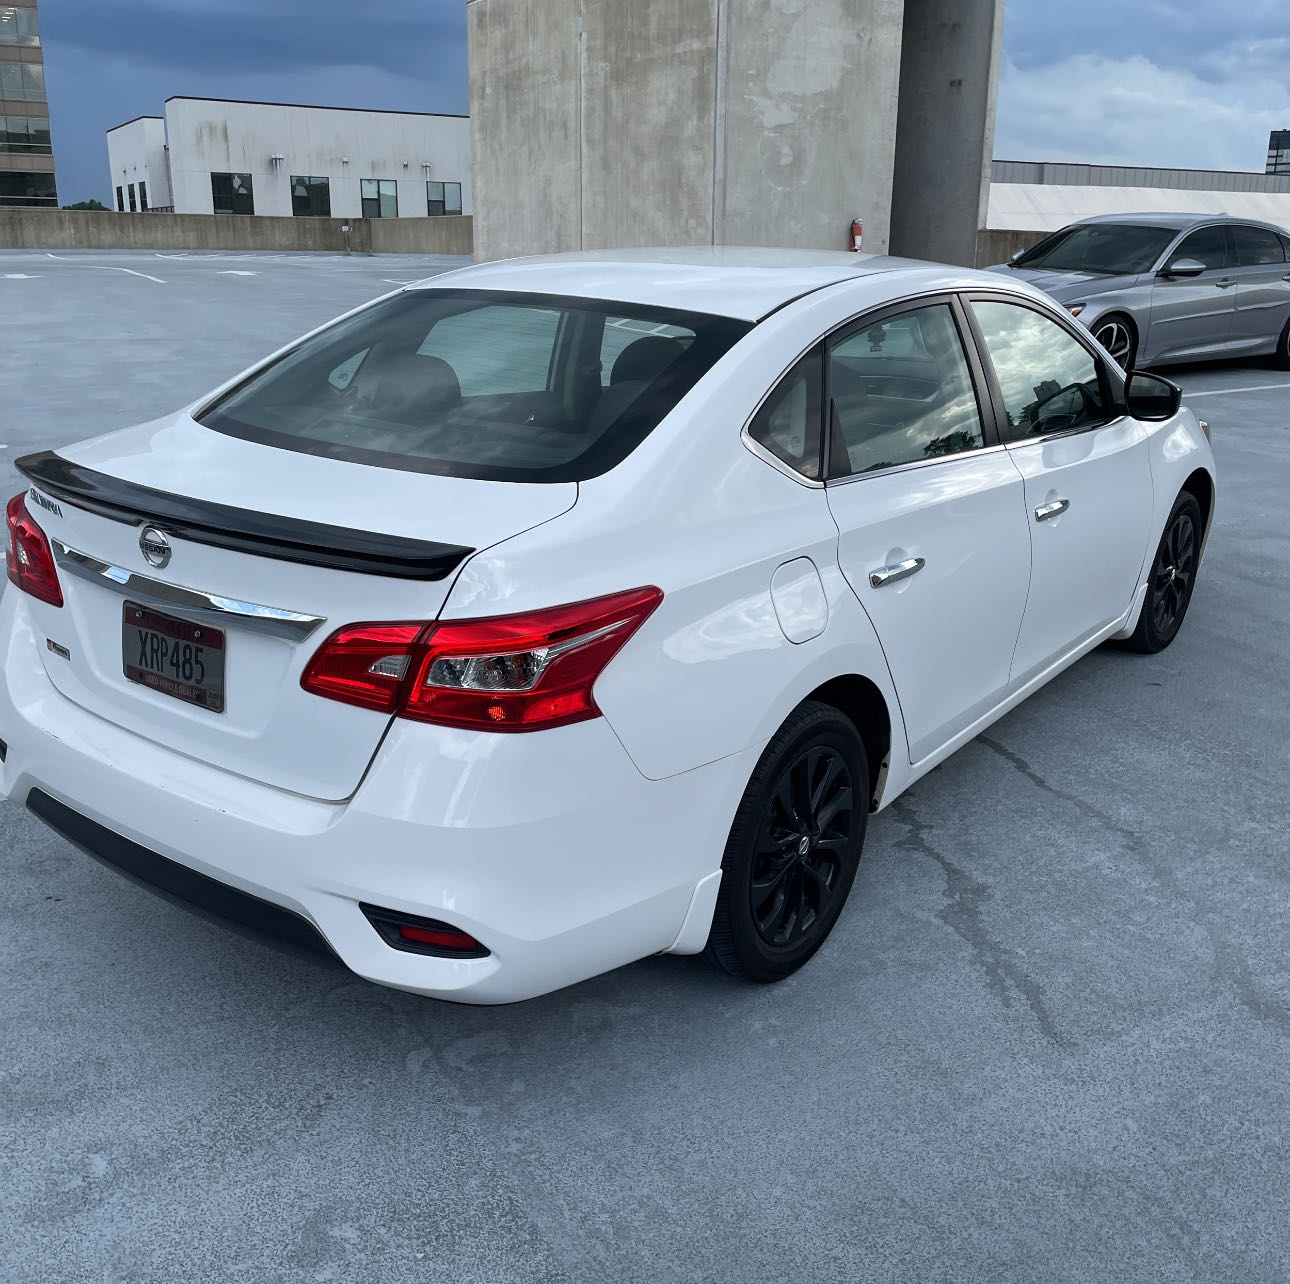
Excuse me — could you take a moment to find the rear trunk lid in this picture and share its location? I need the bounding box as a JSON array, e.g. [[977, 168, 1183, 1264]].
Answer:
[[16, 413, 576, 800]]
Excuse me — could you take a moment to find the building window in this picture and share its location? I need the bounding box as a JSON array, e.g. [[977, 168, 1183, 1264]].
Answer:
[[0, 61, 48, 101], [116, 185, 125, 212], [0, 171, 57, 207], [426, 180, 462, 217], [126, 183, 136, 212], [291, 175, 331, 217], [0, 116, 51, 154], [211, 172, 254, 215], [361, 178, 397, 219], [138, 180, 148, 212], [0, 6, 40, 45], [0, 62, 42, 100]]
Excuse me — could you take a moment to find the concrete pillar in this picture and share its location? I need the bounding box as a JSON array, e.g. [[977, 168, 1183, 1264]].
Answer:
[[888, 0, 1005, 266], [468, 0, 1000, 265]]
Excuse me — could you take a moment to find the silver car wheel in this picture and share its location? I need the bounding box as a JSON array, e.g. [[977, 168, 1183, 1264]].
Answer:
[[1094, 319, 1133, 366]]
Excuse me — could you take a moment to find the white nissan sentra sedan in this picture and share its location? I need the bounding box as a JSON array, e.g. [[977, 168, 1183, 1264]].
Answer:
[[1, 248, 1214, 1004]]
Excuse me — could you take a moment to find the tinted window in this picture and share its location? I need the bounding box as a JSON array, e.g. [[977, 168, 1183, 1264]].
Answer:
[[749, 351, 823, 480], [127, 183, 137, 212], [1231, 225, 1285, 266], [291, 175, 331, 217], [972, 301, 1106, 441], [198, 289, 749, 482], [0, 170, 56, 206], [211, 172, 253, 215], [427, 181, 462, 216], [1014, 224, 1176, 275], [1170, 226, 1231, 271], [599, 317, 693, 386], [361, 179, 397, 218], [138, 180, 148, 211], [827, 304, 983, 476]]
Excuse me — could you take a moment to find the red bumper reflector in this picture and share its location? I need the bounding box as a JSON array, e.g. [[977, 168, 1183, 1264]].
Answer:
[[359, 902, 490, 958], [397, 923, 481, 952]]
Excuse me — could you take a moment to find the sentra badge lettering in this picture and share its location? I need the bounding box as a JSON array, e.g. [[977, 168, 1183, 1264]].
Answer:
[[28, 488, 63, 520]]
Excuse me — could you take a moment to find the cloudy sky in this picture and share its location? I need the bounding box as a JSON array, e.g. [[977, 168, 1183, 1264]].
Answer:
[[38, 0, 1290, 205]]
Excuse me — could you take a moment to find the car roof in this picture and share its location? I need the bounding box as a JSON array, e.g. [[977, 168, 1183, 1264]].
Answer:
[[411, 246, 1010, 322], [1074, 212, 1290, 233]]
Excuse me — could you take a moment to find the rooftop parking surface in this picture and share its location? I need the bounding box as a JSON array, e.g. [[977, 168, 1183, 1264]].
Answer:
[[2, 251, 1289, 1284]]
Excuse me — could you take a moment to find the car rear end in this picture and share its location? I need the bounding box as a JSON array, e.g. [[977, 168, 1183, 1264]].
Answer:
[[0, 281, 754, 1002]]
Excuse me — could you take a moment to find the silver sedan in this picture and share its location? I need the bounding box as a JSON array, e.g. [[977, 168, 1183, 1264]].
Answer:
[[988, 213, 1290, 372]]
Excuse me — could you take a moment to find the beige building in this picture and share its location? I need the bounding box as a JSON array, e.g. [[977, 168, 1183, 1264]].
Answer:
[[0, 0, 56, 208]]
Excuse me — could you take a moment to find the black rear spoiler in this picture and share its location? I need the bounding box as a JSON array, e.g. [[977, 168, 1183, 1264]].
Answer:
[[16, 451, 474, 582]]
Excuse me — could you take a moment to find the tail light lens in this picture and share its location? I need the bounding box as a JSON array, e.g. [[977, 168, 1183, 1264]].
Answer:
[[5, 493, 63, 608], [301, 586, 662, 732]]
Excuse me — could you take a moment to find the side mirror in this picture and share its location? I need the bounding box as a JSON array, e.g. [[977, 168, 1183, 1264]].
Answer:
[[1125, 371, 1182, 421], [1008, 249, 1025, 264], [1161, 257, 1205, 279]]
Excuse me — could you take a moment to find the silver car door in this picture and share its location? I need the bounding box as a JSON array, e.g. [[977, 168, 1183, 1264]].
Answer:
[[1228, 224, 1290, 351], [1148, 225, 1237, 361]]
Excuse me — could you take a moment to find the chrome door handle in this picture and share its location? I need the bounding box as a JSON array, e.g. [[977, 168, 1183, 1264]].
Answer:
[[1215, 277, 1235, 289], [869, 556, 925, 588], [1034, 499, 1070, 522]]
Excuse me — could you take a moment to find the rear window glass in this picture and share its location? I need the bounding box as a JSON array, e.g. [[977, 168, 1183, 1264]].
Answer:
[[198, 289, 750, 482]]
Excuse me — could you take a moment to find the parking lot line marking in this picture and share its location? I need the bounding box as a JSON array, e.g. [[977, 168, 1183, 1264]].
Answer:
[[85, 266, 167, 284], [1186, 382, 1290, 397], [218, 270, 258, 276], [3, 273, 39, 278]]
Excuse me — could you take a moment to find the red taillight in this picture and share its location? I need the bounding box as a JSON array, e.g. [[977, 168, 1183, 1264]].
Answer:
[[298, 622, 422, 712], [5, 492, 63, 608], [301, 586, 663, 732]]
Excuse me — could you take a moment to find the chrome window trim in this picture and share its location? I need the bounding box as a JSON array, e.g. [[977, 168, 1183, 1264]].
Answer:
[[52, 542, 326, 642], [823, 441, 1011, 488]]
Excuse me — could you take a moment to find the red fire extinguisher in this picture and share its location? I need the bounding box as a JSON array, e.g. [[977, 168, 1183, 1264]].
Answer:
[[849, 218, 863, 253]]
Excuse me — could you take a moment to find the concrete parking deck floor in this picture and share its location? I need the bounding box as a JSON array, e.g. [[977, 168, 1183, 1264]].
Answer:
[[2, 252, 1289, 1283]]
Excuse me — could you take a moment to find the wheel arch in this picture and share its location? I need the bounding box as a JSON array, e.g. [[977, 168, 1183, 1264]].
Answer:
[[1181, 466, 1215, 541], [804, 673, 892, 812], [1090, 309, 1139, 365]]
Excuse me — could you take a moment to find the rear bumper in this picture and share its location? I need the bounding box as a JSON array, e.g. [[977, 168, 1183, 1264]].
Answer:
[[0, 588, 753, 1003]]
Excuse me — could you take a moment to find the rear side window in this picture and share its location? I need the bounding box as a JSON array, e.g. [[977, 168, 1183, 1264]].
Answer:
[[199, 289, 749, 482], [748, 350, 823, 479], [1231, 225, 1286, 266], [827, 304, 984, 476]]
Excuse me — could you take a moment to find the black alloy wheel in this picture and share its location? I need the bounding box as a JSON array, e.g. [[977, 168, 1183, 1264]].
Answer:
[[1124, 491, 1203, 653], [1274, 317, 1290, 371], [705, 701, 868, 983]]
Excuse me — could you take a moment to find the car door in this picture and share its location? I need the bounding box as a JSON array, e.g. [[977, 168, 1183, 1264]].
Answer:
[[1147, 224, 1237, 361], [966, 297, 1155, 690], [824, 297, 1031, 764], [1227, 224, 1290, 351]]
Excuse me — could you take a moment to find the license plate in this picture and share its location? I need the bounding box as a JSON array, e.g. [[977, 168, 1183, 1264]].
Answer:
[[122, 602, 226, 713]]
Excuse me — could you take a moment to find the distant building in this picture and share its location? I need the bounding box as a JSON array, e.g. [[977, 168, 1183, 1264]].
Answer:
[[988, 159, 1290, 234], [106, 98, 471, 220], [1268, 131, 1290, 177], [0, 0, 56, 208]]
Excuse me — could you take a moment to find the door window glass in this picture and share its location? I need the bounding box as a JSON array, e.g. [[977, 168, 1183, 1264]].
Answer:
[[1231, 225, 1285, 266], [748, 350, 823, 479], [1170, 226, 1231, 271], [827, 304, 983, 476], [972, 301, 1106, 442]]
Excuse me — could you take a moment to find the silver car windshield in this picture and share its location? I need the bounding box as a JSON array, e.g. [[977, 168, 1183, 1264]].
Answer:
[[1014, 224, 1177, 276]]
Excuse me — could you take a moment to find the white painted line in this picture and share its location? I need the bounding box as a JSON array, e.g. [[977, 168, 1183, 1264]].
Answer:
[[1185, 382, 1290, 398], [85, 266, 167, 284], [218, 270, 258, 276], [2, 273, 39, 278], [382, 279, 420, 285]]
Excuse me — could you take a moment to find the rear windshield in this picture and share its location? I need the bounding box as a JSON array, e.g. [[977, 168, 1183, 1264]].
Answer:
[[198, 288, 751, 482], [1014, 224, 1177, 276]]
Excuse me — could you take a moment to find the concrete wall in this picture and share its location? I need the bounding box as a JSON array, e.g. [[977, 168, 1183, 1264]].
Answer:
[[973, 226, 1047, 268], [720, 0, 904, 251], [889, 0, 1004, 265], [162, 98, 472, 220], [468, 0, 581, 260], [469, 0, 913, 261], [0, 208, 474, 253], [105, 116, 171, 211]]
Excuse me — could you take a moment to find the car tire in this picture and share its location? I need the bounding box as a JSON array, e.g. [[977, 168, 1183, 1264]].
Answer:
[[1122, 491, 1203, 654], [1092, 313, 1137, 371], [704, 701, 868, 983], [1273, 317, 1290, 371]]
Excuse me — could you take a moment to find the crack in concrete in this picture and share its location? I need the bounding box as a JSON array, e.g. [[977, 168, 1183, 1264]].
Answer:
[[978, 735, 1290, 1040], [892, 797, 1074, 1049]]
